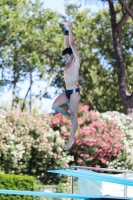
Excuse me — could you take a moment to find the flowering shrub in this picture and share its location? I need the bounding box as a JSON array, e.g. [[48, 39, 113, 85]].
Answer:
[[0, 110, 33, 173], [30, 114, 73, 184], [72, 120, 124, 167], [0, 105, 132, 183], [100, 111, 133, 169], [71, 105, 124, 167], [0, 111, 73, 184], [50, 104, 124, 168]]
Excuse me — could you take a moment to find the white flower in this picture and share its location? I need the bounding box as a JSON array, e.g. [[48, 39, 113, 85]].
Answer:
[[100, 111, 133, 169], [0, 114, 5, 119]]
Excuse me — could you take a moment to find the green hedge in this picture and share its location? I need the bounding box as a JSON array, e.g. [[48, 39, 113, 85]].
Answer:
[[0, 174, 38, 200]]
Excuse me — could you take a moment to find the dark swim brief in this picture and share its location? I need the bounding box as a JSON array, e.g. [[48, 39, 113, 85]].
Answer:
[[65, 88, 80, 99]]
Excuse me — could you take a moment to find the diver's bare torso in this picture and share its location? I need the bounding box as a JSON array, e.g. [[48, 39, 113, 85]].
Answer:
[[64, 58, 80, 89]]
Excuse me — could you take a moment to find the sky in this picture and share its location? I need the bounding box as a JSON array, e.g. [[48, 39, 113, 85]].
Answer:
[[43, 0, 108, 14], [1, 0, 108, 114]]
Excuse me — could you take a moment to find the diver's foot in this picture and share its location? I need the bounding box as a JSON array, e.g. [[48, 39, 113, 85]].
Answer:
[[64, 138, 74, 150]]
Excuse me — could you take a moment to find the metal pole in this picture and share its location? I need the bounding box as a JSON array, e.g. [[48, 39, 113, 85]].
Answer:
[[71, 176, 74, 193], [124, 172, 127, 197], [70, 165, 133, 173], [70, 176, 74, 200]]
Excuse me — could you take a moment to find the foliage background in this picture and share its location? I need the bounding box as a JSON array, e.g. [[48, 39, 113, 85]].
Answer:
[[51, 104, 133, 170], [1, 1, 133, 113], [0, 111, 73, 184], [1, 102, 133, 185], [1, 0, 133, 187]]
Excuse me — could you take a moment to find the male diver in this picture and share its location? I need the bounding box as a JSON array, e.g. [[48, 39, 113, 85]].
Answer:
[[52, 22, 81, 150]]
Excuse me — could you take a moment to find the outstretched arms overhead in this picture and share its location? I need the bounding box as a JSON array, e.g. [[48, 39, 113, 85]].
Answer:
[[64, 22, 80, 62]]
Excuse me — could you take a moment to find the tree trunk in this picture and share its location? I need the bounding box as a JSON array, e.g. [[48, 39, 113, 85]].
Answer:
[[108, 0, 133, 117], [119, 0, 133, 19], [12, 51, 19, 110], [32, 72, 56, 112], [12, 72, 17, 109], [21, 84, 32, 112]]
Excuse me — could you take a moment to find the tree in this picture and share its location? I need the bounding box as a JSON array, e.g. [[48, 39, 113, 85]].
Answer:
[[0, 0, 63, 112], [53, 4, 127, 112], [78, 0, 133, 116], [0, 0, 41, 109], [1, 0, 133, 114]]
